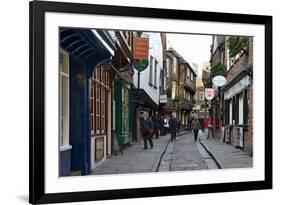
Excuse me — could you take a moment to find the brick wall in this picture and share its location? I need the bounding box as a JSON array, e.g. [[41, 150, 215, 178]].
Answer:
[[248, 37, 253, 65], [244, 84, 253, 156], [211, 48, 222, 66], [226, 52, 248, 82]]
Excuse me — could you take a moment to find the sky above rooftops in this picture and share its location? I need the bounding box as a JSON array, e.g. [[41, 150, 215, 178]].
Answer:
[[166, 33, 212, 77]]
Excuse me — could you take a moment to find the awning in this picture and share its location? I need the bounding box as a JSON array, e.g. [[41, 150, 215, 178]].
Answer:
[[60, 28, 116, 71]]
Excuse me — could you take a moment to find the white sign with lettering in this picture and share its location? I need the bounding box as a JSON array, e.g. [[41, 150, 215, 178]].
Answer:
[[224, 76, 251, 100], [212, 75, 227, 87], [159, 95, 167, 103]]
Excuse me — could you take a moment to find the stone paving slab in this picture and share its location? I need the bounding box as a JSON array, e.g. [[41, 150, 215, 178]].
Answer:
[[92, 134, 170, 175], [199, 137, 253, 169], [170, 133, 208, 171]]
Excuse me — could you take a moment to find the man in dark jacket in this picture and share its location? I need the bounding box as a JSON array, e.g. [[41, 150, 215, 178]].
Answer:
[[169, 114, 177, 141], [140, 111, 154, 149]]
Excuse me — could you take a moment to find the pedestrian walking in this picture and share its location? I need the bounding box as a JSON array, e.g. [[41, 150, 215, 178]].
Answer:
[[204, 115, 212, 139], [191, 115, 200, 142], [169, 114, 177, 141], [140, 111, 154, 150]]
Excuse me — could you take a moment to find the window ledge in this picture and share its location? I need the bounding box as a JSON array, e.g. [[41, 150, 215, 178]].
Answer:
[[60, 145, 72, 152]]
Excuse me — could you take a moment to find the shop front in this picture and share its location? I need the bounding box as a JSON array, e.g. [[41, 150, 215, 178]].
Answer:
[[89, 65, 113, 169], [59, 28, 116, 176], [115, 78, 133, 147], [223, 74, 252, 151]]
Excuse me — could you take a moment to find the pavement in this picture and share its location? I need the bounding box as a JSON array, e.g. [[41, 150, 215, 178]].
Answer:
[[92, 131, 253, 175], [199, 135, 253, 169], [92, 134, 171, 175]]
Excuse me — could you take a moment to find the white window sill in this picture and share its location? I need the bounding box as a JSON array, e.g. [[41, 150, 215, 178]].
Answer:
[[60, 145, 72, 152]]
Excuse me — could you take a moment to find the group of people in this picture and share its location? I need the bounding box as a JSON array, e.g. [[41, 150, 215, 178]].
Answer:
[[139, 110, 212, 150], [191, 115, 212, 142], [139, 111, 179, 149]]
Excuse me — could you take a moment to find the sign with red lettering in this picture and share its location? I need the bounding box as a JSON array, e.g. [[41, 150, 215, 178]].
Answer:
[[205, 88, 215, 100]]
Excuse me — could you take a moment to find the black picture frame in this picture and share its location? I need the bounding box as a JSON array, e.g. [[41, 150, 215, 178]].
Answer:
[[29, 0, 272, 204]]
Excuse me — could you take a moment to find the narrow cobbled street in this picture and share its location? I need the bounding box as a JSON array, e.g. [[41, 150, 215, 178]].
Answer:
[[92, 132, 252, 175]]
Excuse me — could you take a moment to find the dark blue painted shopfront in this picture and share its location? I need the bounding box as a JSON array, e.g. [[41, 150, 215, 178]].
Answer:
[[59, 28, 116, 176]]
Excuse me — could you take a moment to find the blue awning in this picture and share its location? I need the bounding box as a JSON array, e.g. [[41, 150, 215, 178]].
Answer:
[[60, 28, 116, 69]]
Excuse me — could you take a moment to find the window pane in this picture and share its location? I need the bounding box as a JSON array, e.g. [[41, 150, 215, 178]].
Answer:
[[172, 81, 176, 99], [60, 50, 69, 74], [62, 75, 69, 146], [96, 116, 100, 132], [173, 57, 177, 73], [239, 93, 244, 124], [96, 84, 100, 99], [96, 101, 100, 115], [96, 67, 100, 81]]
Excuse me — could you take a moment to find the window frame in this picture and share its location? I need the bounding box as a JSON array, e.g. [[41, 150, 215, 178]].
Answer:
[[149, 56, 154, 86], [59, 48, 71, 150]]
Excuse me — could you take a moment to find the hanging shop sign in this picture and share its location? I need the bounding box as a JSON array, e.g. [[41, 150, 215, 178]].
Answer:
[[205, 88, 215, 101], [212, 75, 227, 87], [133, 37, 149, 72], [159, 94, 168, 103]]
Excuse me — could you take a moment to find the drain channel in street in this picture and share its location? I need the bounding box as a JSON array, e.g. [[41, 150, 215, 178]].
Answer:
[[156, 134, 221, 172]]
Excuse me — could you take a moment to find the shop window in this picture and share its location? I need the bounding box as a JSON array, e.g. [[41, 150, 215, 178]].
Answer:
[[239, 93, 244, 124], [59, 48, 70, 148], [173, 56, 177, 74], [232, 96, 239, 125], [172, 81, 176, 100], [166, 58, 170, 78], [243, 90, 249, 124], [91, 66, 109, 135]]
